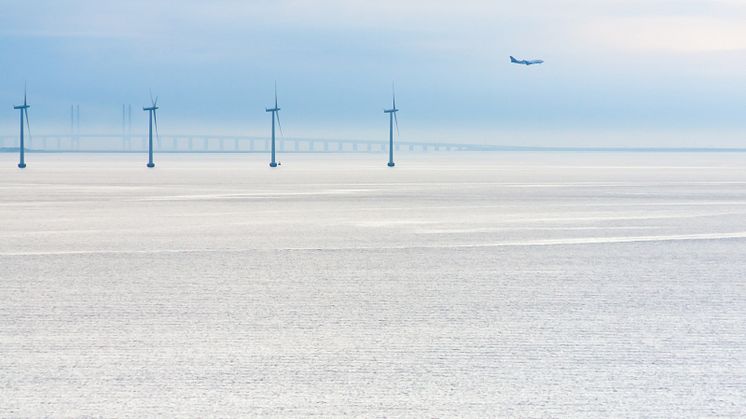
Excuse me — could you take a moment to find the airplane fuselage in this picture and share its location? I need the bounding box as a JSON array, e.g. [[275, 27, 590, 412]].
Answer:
[[510, 56, 544, 66]]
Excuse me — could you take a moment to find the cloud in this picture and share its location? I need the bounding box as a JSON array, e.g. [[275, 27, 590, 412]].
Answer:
[[580, 16, 746, 52]]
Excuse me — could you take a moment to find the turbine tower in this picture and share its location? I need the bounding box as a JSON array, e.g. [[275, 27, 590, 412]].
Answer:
[[383, 85, 399, 167], [143, 92, 159, 168], [13, 87, 31, 169], [265, 83, 282, 167]]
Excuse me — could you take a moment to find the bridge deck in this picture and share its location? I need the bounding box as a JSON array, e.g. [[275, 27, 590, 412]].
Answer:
[[0, 134, 496, 153]]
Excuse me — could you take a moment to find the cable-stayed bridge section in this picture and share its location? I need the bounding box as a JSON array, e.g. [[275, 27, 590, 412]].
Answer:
[[0, 133, 499, 153]]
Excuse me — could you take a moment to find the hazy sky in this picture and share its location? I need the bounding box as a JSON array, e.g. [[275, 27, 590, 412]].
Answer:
[[1, 0, 745, 146]]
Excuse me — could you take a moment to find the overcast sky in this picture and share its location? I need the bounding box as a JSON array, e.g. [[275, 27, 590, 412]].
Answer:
[[1, 0, 745, 146]]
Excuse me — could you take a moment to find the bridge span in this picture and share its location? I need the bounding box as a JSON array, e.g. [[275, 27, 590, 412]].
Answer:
[[0, 134, 499, 153]]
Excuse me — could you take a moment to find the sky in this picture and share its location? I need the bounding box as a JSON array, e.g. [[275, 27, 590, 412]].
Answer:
[[1, 0, 745, 147]]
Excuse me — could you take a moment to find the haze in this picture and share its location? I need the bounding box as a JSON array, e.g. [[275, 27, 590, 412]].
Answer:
[[1, 0, 745, 146]]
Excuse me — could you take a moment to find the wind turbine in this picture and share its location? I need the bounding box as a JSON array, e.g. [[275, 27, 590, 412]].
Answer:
[[13, 86, 31, 169], [265, 83, 282, 167], [383, 84, 399, 167], [143, 92, 159, 168]]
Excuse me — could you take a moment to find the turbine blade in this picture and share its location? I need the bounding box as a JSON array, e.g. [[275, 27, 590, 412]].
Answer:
[[274, 82, 278, 108], [149, 89, 154, 106], [394, 112, 399, 136], [24, 82, 27, 106], [392, 82, 396, 109], [24, 108, 31, 142], [154, 96, 159, 107], [275, 111, 283, 137], [153, 109, 160, 147]]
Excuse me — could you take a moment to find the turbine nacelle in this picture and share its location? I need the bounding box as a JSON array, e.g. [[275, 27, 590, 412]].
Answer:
[[384, 108, 399, 113], [143, 106, 159, 111], [16, 87, 30, 110], [266, 107, 281, 112]]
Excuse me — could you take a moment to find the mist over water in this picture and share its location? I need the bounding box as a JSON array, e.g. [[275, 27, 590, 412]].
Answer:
[[1, 152, 745, 416]]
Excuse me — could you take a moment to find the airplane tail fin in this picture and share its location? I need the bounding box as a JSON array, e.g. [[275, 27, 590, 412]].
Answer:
[[510, 56, 518, 63]]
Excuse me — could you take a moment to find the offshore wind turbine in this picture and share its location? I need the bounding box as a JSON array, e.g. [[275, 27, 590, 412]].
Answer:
[[143, 92, 159, 168], [383, 84, 399, 167], [265, 83, 282, 167], [13, 87, 31, 169]]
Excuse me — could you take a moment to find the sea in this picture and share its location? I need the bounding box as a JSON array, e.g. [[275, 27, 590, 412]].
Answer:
[[1, 152, 745, 417]]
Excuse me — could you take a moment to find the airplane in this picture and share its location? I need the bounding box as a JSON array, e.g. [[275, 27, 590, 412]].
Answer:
[[510, 56, 544, 66]]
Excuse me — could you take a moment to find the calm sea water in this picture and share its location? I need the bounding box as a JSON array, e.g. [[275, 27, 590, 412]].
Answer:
[[1, 152, 745, 417]]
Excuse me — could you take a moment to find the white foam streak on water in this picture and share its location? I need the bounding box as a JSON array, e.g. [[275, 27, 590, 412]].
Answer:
[[1, 152, 745, 417], [3, 230, 746, 256]]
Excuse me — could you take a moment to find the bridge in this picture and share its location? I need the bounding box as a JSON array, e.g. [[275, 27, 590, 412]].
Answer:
[[0, 134, 500, 153]]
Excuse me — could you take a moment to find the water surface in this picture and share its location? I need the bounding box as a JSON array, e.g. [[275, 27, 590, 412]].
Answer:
[[1, 152, 745, 416]]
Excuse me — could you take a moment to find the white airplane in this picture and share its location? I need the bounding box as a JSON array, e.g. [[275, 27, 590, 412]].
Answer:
[[510, 56, 544, 66]]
